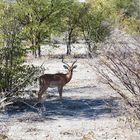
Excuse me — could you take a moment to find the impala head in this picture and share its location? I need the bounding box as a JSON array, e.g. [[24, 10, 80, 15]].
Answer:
[[63, 61, 77, 72], [62, 56, 77, 72]]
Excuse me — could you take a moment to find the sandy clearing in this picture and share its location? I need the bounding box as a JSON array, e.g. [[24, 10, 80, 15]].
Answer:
[[0, 47, 140, 140]]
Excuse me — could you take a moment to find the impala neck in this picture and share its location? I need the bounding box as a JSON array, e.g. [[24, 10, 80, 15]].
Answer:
[[66, 70, 73, 83]]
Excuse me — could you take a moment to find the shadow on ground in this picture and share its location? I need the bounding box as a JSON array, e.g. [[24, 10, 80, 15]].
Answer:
[[3, 95, 123, 122]]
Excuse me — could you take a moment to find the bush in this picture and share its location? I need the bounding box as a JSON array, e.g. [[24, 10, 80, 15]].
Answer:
[[0, 47, 44, 110], [97, 35, 140, 119]]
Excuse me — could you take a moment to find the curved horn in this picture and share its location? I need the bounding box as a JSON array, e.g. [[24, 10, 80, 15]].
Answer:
[[62, 55, 70, 67], [71, 60, 77, 67]]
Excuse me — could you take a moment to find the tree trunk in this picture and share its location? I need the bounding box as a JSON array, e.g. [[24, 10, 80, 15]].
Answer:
[[66, 31, 72, 55], [9, 47, 13, 90], [37, 45, 41, 57], [67, 42, 71, 55], [31, 37, 38, 58], [32, 47, 37, 58], [82, 30, 93, 58], [86, 39, 93, 58]]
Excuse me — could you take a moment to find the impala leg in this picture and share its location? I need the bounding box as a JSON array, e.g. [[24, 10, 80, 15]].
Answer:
[[38, 86, 48, 102], [58, 86, 63, 99]]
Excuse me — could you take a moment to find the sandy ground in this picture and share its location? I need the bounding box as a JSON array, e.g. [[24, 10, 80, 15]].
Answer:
[[0, 44, 140, 140]]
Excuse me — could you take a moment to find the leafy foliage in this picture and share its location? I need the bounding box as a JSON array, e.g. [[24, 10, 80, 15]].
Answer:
[[0, 2, 43, 95], [114, 0, 140, 34]]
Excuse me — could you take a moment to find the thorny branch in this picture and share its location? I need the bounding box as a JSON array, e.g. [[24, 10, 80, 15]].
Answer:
[[91, 40, 140, 120]]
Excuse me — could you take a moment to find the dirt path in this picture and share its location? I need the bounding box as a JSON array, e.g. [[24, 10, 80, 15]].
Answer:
[[0, 58, 140, 140]]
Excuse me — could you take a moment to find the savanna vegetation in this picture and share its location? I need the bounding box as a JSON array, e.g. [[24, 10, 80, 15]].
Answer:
[[0, 0, 140, 122]]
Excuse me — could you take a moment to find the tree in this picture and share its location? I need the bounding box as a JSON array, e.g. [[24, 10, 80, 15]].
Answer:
[[61, 0, 84, 55], [0, 2, 26, 91], [79, 0, 111, 57], [114, 0, 140, 34], [16, 0, 75, 57], [15, 0, 50, 57], [0, 1, 41, 94]]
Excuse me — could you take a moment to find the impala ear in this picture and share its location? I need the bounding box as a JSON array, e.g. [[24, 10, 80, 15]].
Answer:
[[73, 65, 77, 69], [63, 65, 68, 69]]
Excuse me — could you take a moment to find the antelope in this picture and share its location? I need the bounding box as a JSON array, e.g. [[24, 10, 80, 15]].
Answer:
[[38, 58, 77, 101]]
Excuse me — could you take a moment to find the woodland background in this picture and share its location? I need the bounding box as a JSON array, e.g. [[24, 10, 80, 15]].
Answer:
[[0, 0, 140, 139]]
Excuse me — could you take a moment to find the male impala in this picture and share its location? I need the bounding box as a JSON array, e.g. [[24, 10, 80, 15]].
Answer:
[[38, 58, 77, 101]]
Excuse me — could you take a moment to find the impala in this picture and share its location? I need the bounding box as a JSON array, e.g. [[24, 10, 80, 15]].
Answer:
[[38, 58, 77, 101]]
